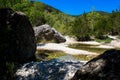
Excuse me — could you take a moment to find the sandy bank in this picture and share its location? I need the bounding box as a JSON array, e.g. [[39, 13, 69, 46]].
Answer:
[[37, 43, 97, 55]]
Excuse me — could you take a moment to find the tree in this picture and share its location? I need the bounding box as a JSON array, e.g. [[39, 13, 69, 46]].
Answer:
[[87, 11, 102, 35], [94, 17, 110, 39], [72, 12, 91, 41], [108, 10, 120, 35], [0, 0, 29, 8]]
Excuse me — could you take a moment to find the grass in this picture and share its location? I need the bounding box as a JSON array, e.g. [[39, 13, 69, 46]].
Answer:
[[95, 38, 112, 43]]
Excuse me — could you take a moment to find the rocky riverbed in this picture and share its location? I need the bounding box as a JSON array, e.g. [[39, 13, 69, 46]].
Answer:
[[15, 36, 120, 80], [15, 55, 86, 80]]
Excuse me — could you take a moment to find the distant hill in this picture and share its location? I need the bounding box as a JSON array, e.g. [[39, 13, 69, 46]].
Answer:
[[14, 2, 120, 36], [95, 11, 110, 15]]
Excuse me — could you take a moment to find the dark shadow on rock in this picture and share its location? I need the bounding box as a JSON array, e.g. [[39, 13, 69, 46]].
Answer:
[[0, 8, 36, 63], [0, 8, 36, 79], [15, 58, 85, 80], [71, 49, 120, 80], [37, 43, 45, 46]]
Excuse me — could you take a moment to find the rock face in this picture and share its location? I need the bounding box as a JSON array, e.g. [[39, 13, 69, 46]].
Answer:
[[15, 56, 86, 80], [71, 49, 120, 80], [33, 24, 66, 43], [0, 8, 36, 63]]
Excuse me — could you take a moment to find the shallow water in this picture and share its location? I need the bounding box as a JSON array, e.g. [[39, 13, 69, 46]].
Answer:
[[36, 43, 119, 61], [69, 43, 109, 54]]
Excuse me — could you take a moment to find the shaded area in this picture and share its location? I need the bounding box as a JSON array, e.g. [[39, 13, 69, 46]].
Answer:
[[0, 8, 36, 63], [15, 56, 86, 80], [71, 49, 120, 80], [0, 8, 36, 80]]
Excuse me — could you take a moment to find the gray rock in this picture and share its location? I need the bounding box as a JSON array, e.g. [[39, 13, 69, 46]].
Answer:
[[71, 49, 120, 80], [15, 58, 85, 80], [33, 24, 66, 43], [0, 8, 36, 63]]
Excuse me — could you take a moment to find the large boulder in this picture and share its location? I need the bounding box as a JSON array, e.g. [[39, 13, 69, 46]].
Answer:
[[0, 8, 36, 63], [33, 24, 66, 43], [15, 55, 86, 80], [71, 49, 120, 80]]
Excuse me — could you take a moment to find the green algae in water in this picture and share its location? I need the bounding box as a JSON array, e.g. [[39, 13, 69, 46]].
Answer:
[[36, 50, 66, 61], [69, 43, 109, 54], [36, 50, 96, 61]]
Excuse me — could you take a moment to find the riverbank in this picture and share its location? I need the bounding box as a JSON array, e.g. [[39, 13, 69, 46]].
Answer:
[[37, 36, 120, 56], [37, 43, 97, 55]]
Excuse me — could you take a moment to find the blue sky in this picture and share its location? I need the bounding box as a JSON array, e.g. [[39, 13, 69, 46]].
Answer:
[[36, 0, 120, 15]]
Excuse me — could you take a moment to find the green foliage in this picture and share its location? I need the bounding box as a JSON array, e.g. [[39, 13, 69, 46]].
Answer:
[[95, 37, 112, 43], [72, 13, 90, 40], [108, 10, 120, 35], [94, 17, 110, 38], [11, 1, 75, 31], [87, 11, 102, 33], [0, 0, 28, 8], [1, 1, 120, 40], [72, 9, 120, 40]]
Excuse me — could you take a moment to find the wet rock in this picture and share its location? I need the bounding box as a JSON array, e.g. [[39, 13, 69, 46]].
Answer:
[[33, 24, 66, 43], [71, 49, 120, 80]]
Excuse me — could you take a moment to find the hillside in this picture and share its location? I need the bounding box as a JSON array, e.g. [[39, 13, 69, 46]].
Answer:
[[11, 1, 120, 39], [12, 2, 75, 35]]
